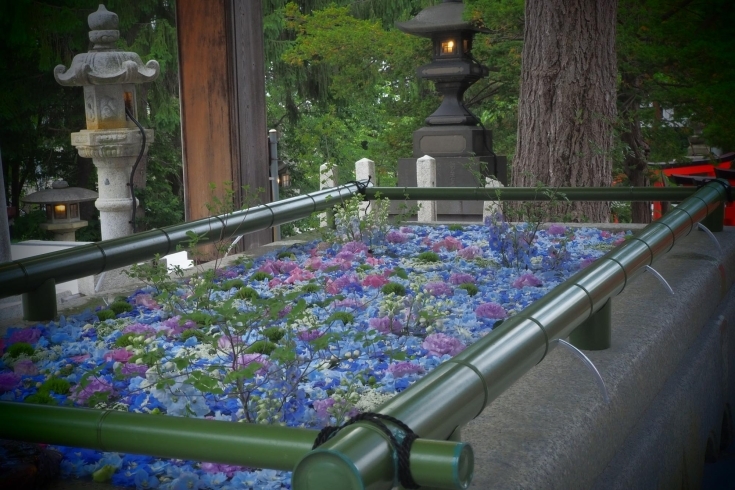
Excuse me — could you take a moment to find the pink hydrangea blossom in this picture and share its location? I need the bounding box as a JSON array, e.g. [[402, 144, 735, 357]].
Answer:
[[104, 348, 134, 363], [0, 373, 20, 392], [121, 363, 148, 376], [161, 317, 197, 336], [386, 231, 409, 244], [424, 282, 453, 296], [122, 323, 156, 337], [70, 354, 91, 364], [341, 241, 368, 254], [218, 335, 243, 350], [387, 361, 424, 378], [512, 273, 543, 289], [133, 294, 159, 309], [366, 257, 384, 266], [285, 267, 315, 284], [432, 236, 463, 252], [369, 317, 404, 334], [304, 257, 323, 271], [268, 278, 283, 288], [13, 358, 39, 376], [336, 251, 356, 261], [475, 302, 507, 319], [235, 354, 270, 375], [201, 463, 246, 478], [326, 274, 362, 294], [333, 298, 362, 308], [458, 246, 482, 260], [277, 260, 298, 274], [422, 333, 466, 357], [547, 224, 566, 236], [449, 273, 475, 285], [362, 274, 389, 288], [8, 328, 42, 345]]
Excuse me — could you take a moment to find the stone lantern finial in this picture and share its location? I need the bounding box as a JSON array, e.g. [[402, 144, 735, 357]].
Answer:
[[87, 4, 120, 50]]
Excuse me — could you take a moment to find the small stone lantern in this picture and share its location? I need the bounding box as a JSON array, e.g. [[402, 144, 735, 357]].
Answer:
[[22, 181, 98, 241], [54, 4, 159, 241]]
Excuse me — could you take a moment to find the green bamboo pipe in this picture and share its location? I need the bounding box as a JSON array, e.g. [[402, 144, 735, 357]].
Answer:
[[364, 186, 700, 201], [0, 182, 364, 300], [0, 401, 472, 488], [291, 179, 731, 490]]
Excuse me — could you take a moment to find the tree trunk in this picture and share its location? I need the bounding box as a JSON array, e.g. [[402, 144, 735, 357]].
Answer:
[[513, 0, 618, 222], [619, 73, 651, 224]]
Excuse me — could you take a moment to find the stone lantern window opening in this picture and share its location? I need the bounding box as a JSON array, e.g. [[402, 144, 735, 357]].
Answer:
[[23, 180, 98, 241]]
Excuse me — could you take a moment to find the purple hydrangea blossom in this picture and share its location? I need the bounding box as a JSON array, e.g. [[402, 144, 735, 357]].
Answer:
[[235, 354, 270, 375], [457, 246, 482, 260], [8, 328, 42, 345], [422, 333, 466, 357], [369, 317, 403, 334], [218, 335, 243, 350], [13, 358, 39, 376], [424, 282, 453, 296], [432, 236, 463, 252], [326, 274, 362, 294], [386, 361, 424, 378], [386, 231, 409, 244], [512, 273, 543, 288], [122, 323, 156, 337], [0, 372, 20, 392], [449, 273, 475, 285], [297, 329, 323, 341], [313, 398, 335, 419], [341, 241, 368, 254], [71, 378, 114, 405], [201, 463, 246, 478], [362, 274, 389, 288], [547, 224, 566, 235], [475, 303, 507, 319], [121, 363, 148, 377], [104, 348, 134, 363]]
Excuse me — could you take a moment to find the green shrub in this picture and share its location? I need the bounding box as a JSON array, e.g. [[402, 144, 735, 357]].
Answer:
[[40, 377, 71, 395], [301, 283, 321, 293], [327, 312, 355, 325], [250, 272, 273, 282], [185, 311, 214, 326], [277, 251, 296, 260], [221, 279, 245, 291], [356, 264, 373, 272], [109, 301, 133, 315], [448, 224, 464, 231], [96, 309, 116, 321], [263, 327, 286, 343], [245, 340, 277, 355], [115, 333, 139, 348], [24, 392, 55, 405], [235, 287, 260, 301], [381, 282, 407, 296], [8, 342, 34, 358], [458, 283, 478, 296], [417, 251, 440, 263], [181, 329, 206, 342], [390, 268, 408, 279]]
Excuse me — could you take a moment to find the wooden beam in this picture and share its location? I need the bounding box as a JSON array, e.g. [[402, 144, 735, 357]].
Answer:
[[177, 0, 271, 252]]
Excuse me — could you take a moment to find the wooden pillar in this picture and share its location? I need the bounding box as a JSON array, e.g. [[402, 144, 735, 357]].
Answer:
[[177, 0, 271, 251]]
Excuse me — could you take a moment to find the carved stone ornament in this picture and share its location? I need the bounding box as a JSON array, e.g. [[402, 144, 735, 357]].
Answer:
[[54, 5, 159, 87]]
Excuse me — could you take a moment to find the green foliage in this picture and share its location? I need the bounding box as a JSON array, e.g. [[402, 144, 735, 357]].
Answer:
[[115, 333, 140, 348], [245, 340, 278, 356], [9, 210, 52, 242], [458, 283, 479, 296], [221, 279, 246, 291], [301, 283, 321, 293], [251, 271, 273, 282], [417, 251, 440, 263], [327, 312, 355, 325], [109, 301, 133, 315], [8, 342, 34, 358], [40, 377, 71, 395], [180, 329, 206, 342], [381, 282, 406, 296], [263, 327, 286, 343], [276, 251, 296, 260], [235, 287, 260, 301], [448, 224, 464, 232], [390, 267, 408, 280], [96, 310, 116, 321], [184, 311, 214, 326], [24, 392, 55, 405]]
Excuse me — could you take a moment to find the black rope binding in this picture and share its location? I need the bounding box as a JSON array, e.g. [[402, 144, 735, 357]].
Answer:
[[346, 175, 372, 194], [312, 411, 421, 489]]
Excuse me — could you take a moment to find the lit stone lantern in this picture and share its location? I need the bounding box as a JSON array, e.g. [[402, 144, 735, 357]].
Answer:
[[22, 181, 98, 241], [54, 4, 159, 241], [395, 0, 507, 219]]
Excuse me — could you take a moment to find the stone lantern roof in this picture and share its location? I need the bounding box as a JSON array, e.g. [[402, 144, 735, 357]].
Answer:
[[22, 181, 98, 205], [53, 4, 159, 86], [395, 0, 488, 37]]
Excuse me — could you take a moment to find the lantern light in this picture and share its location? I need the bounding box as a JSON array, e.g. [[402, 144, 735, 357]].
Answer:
[[22, 180, 98, 242]]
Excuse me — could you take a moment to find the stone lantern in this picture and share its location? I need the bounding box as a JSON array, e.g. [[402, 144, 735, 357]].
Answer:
[[22, 181, 98, 241], [395, 0, 507, 219], [54, 4, 159, 241]]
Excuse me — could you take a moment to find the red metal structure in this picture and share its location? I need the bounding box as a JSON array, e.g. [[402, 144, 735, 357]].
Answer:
[[650, 152, 735, 224]]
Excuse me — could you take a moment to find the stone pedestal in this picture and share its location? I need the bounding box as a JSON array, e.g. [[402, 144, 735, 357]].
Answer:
[[40, 220, 88, 242], [71, 128, 154, 241]]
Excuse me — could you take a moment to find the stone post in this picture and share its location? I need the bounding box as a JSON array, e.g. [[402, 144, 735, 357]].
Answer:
[[320, 163, 338, 228], [0, 147, 11, 264], [55, 5, 159, 241], [355, 158, 375, 216], [417, 155, 437, 222], [483, 176, 503, 223]]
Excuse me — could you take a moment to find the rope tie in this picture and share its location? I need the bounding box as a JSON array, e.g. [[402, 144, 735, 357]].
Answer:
[[312, 411, 420, 489]]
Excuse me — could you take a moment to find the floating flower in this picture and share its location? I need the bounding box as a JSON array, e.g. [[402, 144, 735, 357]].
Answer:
[[341, 241, 368, 254], [512, 273, 543, 288], [13, 358, 39, 376], [422, 333, 465, 357], [386, 361, 424, 378], [547, 224, 566, 235], [369, 317, 403, 334], [0, 372, 20, 392], [475, 303, 507, 319], [8, 328, 42, 345], [234, 354, 270, 374], [424, 282, 453, 296], [70, 378, 114, 405], [297, 329, 323, 341], [134, 294, 160, 310], [457, 246, 482, 260], [122, 323, 156, 337], [386, 231, 409, 244], [432, 236, 463, 252], [449, 273, 475, 285], [362, 274, 389, 288]]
